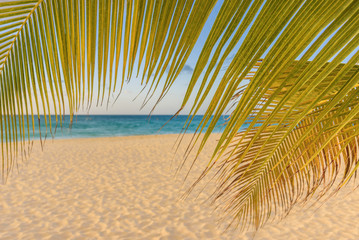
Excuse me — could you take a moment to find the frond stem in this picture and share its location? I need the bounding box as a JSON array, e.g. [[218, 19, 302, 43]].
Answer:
[[0, 0, 44, 76]]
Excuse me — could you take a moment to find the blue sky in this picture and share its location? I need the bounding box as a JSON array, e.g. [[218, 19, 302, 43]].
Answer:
[[86, 0, 226, 115]]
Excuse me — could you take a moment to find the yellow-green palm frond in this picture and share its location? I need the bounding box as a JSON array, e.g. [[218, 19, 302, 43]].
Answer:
[[207, 62, 359, 230], [0, 1, 39, 68], [0, 0, 217, 180], [176, 0, 359, 231], [1, 0, 359, 232]]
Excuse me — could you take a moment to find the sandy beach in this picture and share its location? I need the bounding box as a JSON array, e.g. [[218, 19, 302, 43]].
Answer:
[[1, 134, 359, 239]]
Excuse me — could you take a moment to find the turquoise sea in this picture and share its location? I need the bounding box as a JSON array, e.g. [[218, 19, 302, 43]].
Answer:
[[10, 115, 230, 140]]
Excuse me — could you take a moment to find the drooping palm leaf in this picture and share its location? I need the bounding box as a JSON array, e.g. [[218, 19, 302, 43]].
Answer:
[[0, 0, 358, 232], [0, 0, 217, 178], [207, 62, 359, 230], [179, 0, 359, 231]]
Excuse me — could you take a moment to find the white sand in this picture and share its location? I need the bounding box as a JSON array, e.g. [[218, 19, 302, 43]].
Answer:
[[1, 134, 359, 239]]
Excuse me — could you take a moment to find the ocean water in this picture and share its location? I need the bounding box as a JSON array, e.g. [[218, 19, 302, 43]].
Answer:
[[7, 115, 230, 140]]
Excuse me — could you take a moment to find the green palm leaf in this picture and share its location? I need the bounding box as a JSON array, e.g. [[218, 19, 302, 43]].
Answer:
[[1, 0, 358, 231], [178, 0, 359, 230], [0, 0, 217, 178]]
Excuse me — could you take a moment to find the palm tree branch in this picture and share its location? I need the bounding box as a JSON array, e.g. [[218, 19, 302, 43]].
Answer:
[[1, 0, 359, 232], [0, 0, 43, 75]]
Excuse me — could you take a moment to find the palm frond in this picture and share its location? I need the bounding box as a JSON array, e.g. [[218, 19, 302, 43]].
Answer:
[[176, 0, 359, 231], [1, 0, 359, 232], [209, 62, 359, 230], [0, 0, 216, 180]]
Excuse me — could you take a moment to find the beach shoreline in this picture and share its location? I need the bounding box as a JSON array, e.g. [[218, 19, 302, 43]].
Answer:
[[1, 134, 359, 239]]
